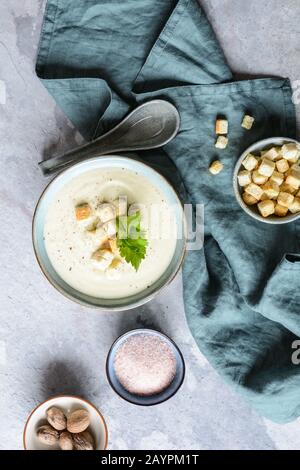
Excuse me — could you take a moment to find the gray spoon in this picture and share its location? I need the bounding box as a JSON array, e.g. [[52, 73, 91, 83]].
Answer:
[[39, 100, 180, 176]]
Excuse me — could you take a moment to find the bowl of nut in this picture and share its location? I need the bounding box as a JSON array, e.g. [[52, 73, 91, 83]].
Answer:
[[233, 137, 300, 224], [23, 395, 108, 450]]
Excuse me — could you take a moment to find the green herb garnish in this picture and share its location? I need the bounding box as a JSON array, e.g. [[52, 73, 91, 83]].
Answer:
[[116, 211, 148, 271]]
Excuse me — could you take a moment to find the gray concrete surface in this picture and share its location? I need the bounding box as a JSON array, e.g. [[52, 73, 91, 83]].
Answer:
[[0, 0, 300, 450]]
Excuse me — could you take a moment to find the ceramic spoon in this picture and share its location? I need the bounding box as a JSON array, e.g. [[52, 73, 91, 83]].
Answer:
[[39, 100, 180, 176]]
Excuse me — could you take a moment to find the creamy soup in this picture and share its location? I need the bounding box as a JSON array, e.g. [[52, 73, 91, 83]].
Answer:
[[44, 167, 178, 299]]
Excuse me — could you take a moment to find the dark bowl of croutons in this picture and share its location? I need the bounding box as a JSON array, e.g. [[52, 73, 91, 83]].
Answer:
[[233, 137, 300, 224]]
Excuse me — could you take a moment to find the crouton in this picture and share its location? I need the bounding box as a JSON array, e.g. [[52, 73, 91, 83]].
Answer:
[[238, 170, 252, 187], [258, 158, 275, 178], [281, 183, 297, 195], [252, 170, 268, 185], [209, 160, 224, 175], [289, 197, 300, 214], [270, 171, 284, 186], [281, 143, 300, 163], [245, 183, 264, 200], [215, 119, 228, 135], [97, 203, 116, 223], [91, 249, 114, 271], [242, 154, 258, 172], [274, 204, 289, 217], [257, 200, 275, 218], [75, 203, 92, 221], [242, 192, 257, 206], [285, 169, 300, 189], [261, 147, 280, 161], [261, 180, 280, 200], [276, 159, 290, 174], [215, 136, 228, 149], [241, 115, 255, 130], [277, 192, 295, 208]]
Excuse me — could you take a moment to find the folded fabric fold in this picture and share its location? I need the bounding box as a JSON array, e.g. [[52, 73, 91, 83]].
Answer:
[[36, 0, 300, 423], [251, 254, 300, 337], [133, 0, 232, 92]]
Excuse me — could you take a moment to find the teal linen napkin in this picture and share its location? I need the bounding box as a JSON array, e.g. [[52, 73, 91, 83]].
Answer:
[[36, 0, 300, 422]]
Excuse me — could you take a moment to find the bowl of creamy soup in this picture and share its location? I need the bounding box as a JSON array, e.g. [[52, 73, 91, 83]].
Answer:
[[33, 156, 186, 310]]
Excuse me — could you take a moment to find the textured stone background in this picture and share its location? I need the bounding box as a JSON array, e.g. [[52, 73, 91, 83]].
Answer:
[[0, 0, 299, 450]]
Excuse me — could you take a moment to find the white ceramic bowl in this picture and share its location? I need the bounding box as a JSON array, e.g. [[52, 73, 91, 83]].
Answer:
[[23, 395, 108, 450], [233, 137, 300, 224], [33, 156, 186, 310]]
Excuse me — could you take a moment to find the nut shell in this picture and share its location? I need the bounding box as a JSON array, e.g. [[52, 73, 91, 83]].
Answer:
[[67, 409, 90, 434], [37, 425, 59, 446], [73, 431, 94, 451], [59, 431, 73, 450], [46, 406, 67, 431]]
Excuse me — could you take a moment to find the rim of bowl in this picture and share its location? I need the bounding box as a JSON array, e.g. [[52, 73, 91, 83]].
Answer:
[[105, 328, 186, 406], [32, 155, 187, 311], [233, 137, 300, 225], [23, 394, 108, 450]]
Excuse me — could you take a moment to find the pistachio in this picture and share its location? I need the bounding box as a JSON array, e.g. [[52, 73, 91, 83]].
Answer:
[[59, 431, 73, 450], [46, 406, 67, 431], [73, 431, 94, 450], [37, 425, 59, 446], [67, 409, 90, 434]]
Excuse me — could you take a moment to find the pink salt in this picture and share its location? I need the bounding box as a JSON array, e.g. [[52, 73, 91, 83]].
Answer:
[[114, 334, 177, 396]]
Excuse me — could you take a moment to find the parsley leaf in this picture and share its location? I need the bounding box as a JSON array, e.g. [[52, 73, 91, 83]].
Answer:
[[116, 211, 148, 271]]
